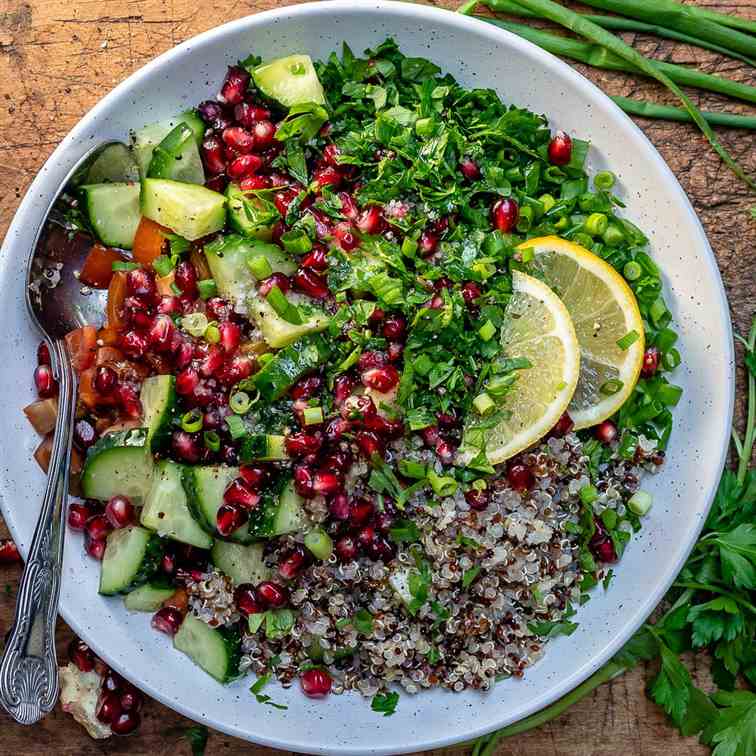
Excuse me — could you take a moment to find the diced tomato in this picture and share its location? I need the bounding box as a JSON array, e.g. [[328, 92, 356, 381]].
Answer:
[[65, 326, 98, 373], [133, 217, 168, 265], [78, 244, 125, 289], [95, 346, 123, 366], [156, 271, 176, 296], [106, 271, 128, 330]]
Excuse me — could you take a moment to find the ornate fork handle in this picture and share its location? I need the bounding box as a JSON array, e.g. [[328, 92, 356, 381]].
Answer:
[[0, 339, 76, 724]]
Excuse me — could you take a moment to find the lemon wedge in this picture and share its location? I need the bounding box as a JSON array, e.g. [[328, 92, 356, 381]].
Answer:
[[519, 236, 645, 430], [458, 270, 580, 467]]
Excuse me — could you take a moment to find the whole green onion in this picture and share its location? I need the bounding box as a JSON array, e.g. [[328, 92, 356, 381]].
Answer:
[[181, 409, 203, 433], [611, 96, 756, 131]]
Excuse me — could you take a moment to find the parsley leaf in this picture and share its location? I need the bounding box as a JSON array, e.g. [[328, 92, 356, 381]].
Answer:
[[649, 641, 693, 727], [389, 518, 421, 543], [183, 725, 209, 756], [702, 690, 756, 756], [371, 690, 400, 717], [462, 566, 481, 589], [250, 674, 288, 711]]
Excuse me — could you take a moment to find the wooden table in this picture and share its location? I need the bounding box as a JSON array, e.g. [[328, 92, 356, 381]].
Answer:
[[0, 0, 753, 753]]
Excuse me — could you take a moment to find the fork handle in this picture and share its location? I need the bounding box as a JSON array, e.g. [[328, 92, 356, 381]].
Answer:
[[0, 339, 76, 724]]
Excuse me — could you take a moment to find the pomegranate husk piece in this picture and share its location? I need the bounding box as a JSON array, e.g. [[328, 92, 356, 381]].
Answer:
[[95, 346, 124, 366], [23, 397, 58, 435], [79, 244, 126, 289], [33, 436, 83, 487], [189, 248, 212, 280], [97, 327, 120, 347], [132, 217, 168, 266], [161, 587, 189, 614], [65, 325, 98, 374], [155, 271, 175, 297], [106, 272, 128, 330]]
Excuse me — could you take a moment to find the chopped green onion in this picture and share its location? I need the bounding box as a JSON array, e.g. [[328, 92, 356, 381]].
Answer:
[[579, 484, 599, 505], [518, 245, 535, 263], [478, 320, 496, 342], [181, 313, 209, 337], [427, 470, 458, 497], [473, 392, 496, 416], [663, 348, 681, 370], [602, 224, 625, 247], [170, 282, 182, 296], [266, 286, 303, 325], [628, 490, 653, 516], [472, 259, 497, 279], [655, 328, 678, 352], [230, 391, 253, 415], [181, 409, 203, 433], [111, 261, 140, 272], [304, 528, 333, 561], [401, 236, 418, 257], [623, 261, 642, 281], [554, 216, 569, 231], [204, 324, 220, 344], [398, 459, 428, 479], [280, 230, 312, 255], [594, 171, 615, 190], [649, 297, 668, 326], [303, 406, 324, 426], [258, 353, 274, 367], [516, 205, 535, 232], [584, 212, 608, 236], [226, 414, 247, 440], [600, 378, 624, 396], [152, 255, 174, 278], [197, 278, 217, 300], [601, 508, 617, 530], [572, 232, 594, 249], [486, 374, 516, 400], [538, 193, 556, 212], [618, 432, 637, 460], [247, 255, 273, 280], [616, 330, 640, 350], [203, 430, 221, 452]]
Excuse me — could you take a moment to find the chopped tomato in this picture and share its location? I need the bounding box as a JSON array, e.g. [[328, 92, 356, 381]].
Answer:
[[156, 270, 175, 296], [95, 346, 123, 366], [133, 217, 168, 265], [65, 326, 98, 373], [106, 271, 128, 330], [79, 244, 125, 289]]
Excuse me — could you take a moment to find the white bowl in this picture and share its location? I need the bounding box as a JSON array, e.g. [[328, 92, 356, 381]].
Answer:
[[0, 2, 734, 753]]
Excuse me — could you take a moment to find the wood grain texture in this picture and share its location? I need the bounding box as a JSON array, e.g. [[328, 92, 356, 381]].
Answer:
[[0, 0, 754, 753]]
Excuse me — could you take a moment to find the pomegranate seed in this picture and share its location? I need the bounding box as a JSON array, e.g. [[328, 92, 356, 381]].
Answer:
[[68, 638, 95, 673], [252, 120, 276, 148], [217, 503, 247, 536], [329, 493, 352, 520], [239, 175, 271, 191], [119, 687, 143, 713], [171, 430, 201, 463], [147, 314, 175, 352], [335, 535, 358, 562], [356, 206, 383, 234], [371, 537, 396, 562], [363, 413, 404, 439], [239, 465, 268, 490], [34, 364, 57, 398], [321, 447, 353, 475], [201, 136, 226, 175], [641, 347, 660, 377], [199, 344, 224, 377], [293, 465, 315, 498], [116, 384, 142, 419], [96, 691, 122, 724], [374, 510, 394, 532], [358, 350, 387, 372], [126, 268, 157, 300], [361, 365, 400, 392], [435, 439, 456, 464], [349, 497, 374, 526], [491, 197, 519, 232], [333, 222, 359, 251], [224, 478, 260, 510], [105, 496, 135, 529], [387, 342, 404, 362], [460, 157, 481, 180], [428, 295, 444, 309], [290, 375, 322, 400], [437, 411, 458, 430], [285, 432, 322, 457], [151, 606, 183, 636], [422, 425, 440, 446], [323, 143, 340, 166], [507, 463, 534, 492], [324, 417, 351, 443], [198, 100, 228, 128], [111, 710, 141, 736], [356, 430, 383, 458], [175, 261, 198, 298], [278, 547, 307, 580], [84, 533, 106, 561], [461, 281, 482, 306], [234, 102, 270, 127], [119, 330, 148, 359], [595, 419, 618, 444], [465, 489, 489, 511], [548, 130, 573, 165], [338, 192, 358, 219], [380, 314, 406, 341], [86, 514, 111, 542], [234, 583, 262, 617], [341, 394, 377, 421], [301, 246, 328, 272], [273, 189, 298, 216], [173, 339, 194, 369], [161, 553, 176, 575], [357, 525, 377, 549], [204, 172, 228, 194], [73, 418, 98, 450], [0, 537, 19, 565], [228, 153, 263, 179], [206, 297, 232, 321], [216, 354, 254, 385], [550, 412, 574, 438], [313, 165, 342, 189], [93, 366, 118, 395], [256, 581, 288, 608], [176, 367, 200, 395], [68, 501, 95, 531], [418, 231, 438, 257], [294, 267, 329, 299], [300, 668, 332, 698], [313, 470, 340, 496], [333, 375, 355, 406], [258, 272, 291, 297], [37, 341, 51, 365], [219, 66, 250, 105]]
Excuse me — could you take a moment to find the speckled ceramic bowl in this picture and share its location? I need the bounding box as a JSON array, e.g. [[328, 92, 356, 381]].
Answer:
[[0, 2, 734, 752]]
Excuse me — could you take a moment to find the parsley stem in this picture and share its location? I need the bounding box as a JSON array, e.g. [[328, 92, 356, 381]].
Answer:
[[673, 581, 756, 616], [457, 0, 480, 13], [736, 319, 756, 484]]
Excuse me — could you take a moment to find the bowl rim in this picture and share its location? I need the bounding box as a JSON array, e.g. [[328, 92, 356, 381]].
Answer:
[[1, 1, 734, 752]]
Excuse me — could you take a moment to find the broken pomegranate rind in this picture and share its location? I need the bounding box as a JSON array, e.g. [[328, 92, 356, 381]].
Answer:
[[59, 663, 111, 740]]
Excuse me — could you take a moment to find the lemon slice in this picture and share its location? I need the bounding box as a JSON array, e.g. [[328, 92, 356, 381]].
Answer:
[[458, 270, 580, 467], [519, 236, 645, 430]]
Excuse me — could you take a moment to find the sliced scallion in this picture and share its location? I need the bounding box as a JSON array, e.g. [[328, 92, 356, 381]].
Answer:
[[473, 392, 496, 416], [616, 329, 640, 350], [152, 255, 174, 278], [478, 320, 496, 342], [226, 414, 247, 440], [203, 430, 221, 452], [204, 324, 220, 344], [181, 312, 209, 337], [600, 379, 624, 396], [585, 212, 608, 236], [181, 409, 203, 433], [197, 278, 217, 300], [427, 470, 458, 497], [247, 255, 273, 280], [594, 171, 616, 190], [304, 528, 334, 561], [623, 261, 642, 281], [230, 391, 253, 415], [628, 490, 653, 516], [303, 406, 324, 426], [111, 261, 140, 272]]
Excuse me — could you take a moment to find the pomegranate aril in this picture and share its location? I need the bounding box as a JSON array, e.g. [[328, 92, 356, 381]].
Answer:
[[329, 492, 351, 520], [349, 497, 374, 526], [86, 514, 111, 542], [313, 165, 342, 189], [201, 135, 226, 175], [293, 465, 315, 498], [313, 470, 340, 496], [300, 668, 332, 698], [550, 412, 574, 438], [219, 65, 250, 105], [324, 417, 351, 443], [176, 367, 200, 396], [641, 347, 660, 377], [548, 130, 573, 166], [151, 606, 183, 636], [361, 365, 400, 392], [34, 364, 57, 398], [111, 710, 141, 736], [421, 425, 440, 447], [84, 533, 106, 561], [126, 268, 157, 300], [418, 231, 439, 257], [216, 503, 247, 536], [175, 260, 198, 298], [301, 246, 328, 272], [239, 465, 268, 490], [465, 489, 489, 511], [323, 143, 341, 166], [333, 375, 355, 406], [294, 268, 329, 299], [333, 222, 359, 252], [68, 501, 95, 531], [461, 281, 482, 306], [381, 315, 406, 341], [199, 344, 224, 377], [356, 430, 383, 458], [258, 272, 291, 298], [68, 638, 96, 673], [228, 153, 263, 179], [234, 102, 270, 127], [595, 419, 618, 444], [172, 430, 201, 463], [147, 314, 175, 352], [206, 297, 232, 321], [240, 174, 271, 191], [341, 394, 377, 421], [290, 375, 322, 401], [105, 495, 135, 529], [460, 157, 481, 180], [119, 330, 148, 359], [37, 341, 51, 365], [256, 580, 288, 608], [273, 189, 298, 217], [224, 478, 260, 510], [491, 197, 519, 232], [507, 463, 534, 492], [338, 192, 358, 219], [234, 583, 262, 616], [119, 688, 143, 713], [73, 418, 98, 450], [102, 669, 123, 693], [216, 354, 254, 385], [252, 120, 276, 148], [161, 552, 176, 575], [435, 439, 456, 464], [278, 546, 308, 580], [387, 342, 404, 362], [96, 691, 122, 725], [358, 350, 386, 372], [363, 413, 404, 439], [356, 205, 383, 234], [198, 100, 227, 126], [335, 535, 358, 562], [285, 432, 322, 457]]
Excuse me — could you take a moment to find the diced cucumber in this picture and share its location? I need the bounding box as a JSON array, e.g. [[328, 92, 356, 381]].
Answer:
[[204, 234, 296, 307], [210, 541, 270, 586], [83, 143, 140, 184], [251, 334, 330, 403], [141, 461, 213, 549], [99, 526, 164, 596], [123, 580, 176, 612], [140, 375, 176, 452], [173, 613, 242, 684], [273, 479, 307, 535], [182, 465, 253, 544], [81, 428, 154, 503], [132, 110, 205, 177], [148, 122, 205, 185], [80, 182, 141, 250], [250, 295, 329, 349], [140, 179, 226, 241], [225, 183, 280, 240], [239, 434, 287, 463], [253, 55, 325, 106]]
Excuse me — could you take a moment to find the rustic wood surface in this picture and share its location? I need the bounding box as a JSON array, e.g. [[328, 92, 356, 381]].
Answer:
[[0, 0, 754, 753]]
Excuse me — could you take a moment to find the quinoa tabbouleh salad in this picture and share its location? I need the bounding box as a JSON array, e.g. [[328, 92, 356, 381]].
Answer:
[[27, 39, 684, 715]]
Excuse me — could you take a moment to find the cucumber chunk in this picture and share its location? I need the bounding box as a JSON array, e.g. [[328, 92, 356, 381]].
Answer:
[[250, 295, 329, 349], [173, 613, 242, 683], [141, 461, 214, 549], [123, 580, 176, 612], [253, 55, 325, 106], [140, 179, 225, 241], [99, 526, 164, 595], [148, 122, 205, 185], [273, 479, 307, 535], [80, 182, 141, 250], [210, 541, 270, 586], [225, 183, 279, 240], [140, 375, 177, 452], [83, 143, 140, 184], [239, 434, 287, 463], [81, 428, 154, 503], [132, 110, 205, 177]]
